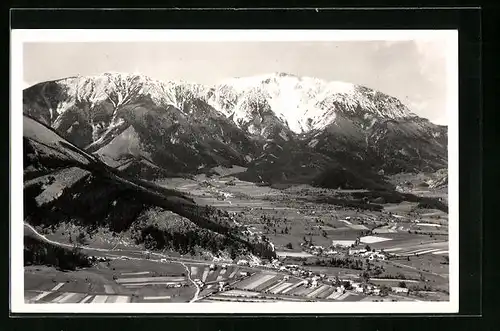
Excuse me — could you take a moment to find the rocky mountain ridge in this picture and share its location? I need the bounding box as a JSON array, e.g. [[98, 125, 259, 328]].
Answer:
[[23, 72, 448, 187]]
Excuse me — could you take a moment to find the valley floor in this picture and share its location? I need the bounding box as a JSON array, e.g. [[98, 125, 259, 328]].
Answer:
[[24, 171, 449, 304]]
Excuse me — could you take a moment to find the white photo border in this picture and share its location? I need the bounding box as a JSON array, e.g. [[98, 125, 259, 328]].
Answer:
[[10, 29, 459, 314]]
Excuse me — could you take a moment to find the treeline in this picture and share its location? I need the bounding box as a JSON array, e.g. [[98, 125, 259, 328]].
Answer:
[[303, 257, 364, 270], [312, 163, 394, 191], [24, 154, 275, 260], [135, 224, 275, 261], [415, 197, 448, 213], [24, 236, 92, 271], [351, 190, 448, 213], [134, 224, 240, 258], [131, 207, 276, 261]]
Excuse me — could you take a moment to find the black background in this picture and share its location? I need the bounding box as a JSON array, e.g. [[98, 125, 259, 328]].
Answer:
[[7, 6, 488, 331]]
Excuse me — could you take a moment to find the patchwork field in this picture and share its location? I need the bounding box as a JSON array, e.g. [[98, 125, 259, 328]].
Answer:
[[24, 170, 449, 303], [187, 264, 249, 284], [24, 256, 197, 304], [223, 269, 373, 302]]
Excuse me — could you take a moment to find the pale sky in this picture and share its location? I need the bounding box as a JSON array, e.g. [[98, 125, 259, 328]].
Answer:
[[23, 41, 450, 125]]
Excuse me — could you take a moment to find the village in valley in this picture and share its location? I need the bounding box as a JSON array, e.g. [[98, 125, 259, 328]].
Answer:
[[169, 173, 449, 303], [25, 171, 448, 304]]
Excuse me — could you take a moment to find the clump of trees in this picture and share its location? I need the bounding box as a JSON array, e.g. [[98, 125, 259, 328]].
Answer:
[[342, 281, 353, 290], [76, 231, 88, 245], [379, 285, 390, 296], [130, 207, 276, 261], [367, 264, 385, 277], [377, 272, 410, 280], [24, 236, 92, 271]]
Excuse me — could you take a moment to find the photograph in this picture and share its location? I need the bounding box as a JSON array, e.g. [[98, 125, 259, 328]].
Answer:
[[10, 29, 458, 314]]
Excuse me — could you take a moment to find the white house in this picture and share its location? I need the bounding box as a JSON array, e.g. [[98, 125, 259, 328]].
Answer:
[[349, 248, 367, 256], [391, 287, 409, 294], [333, 240, 356, 248], [237, 259, 249, 266], [325, 250, 338, 256]]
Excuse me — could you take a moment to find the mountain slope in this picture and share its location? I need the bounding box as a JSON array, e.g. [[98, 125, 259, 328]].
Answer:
[[207, 73, 447, 176], [207, 73, 413, 134], [23, 72, 447, 186], [23, 74, 261, 176]]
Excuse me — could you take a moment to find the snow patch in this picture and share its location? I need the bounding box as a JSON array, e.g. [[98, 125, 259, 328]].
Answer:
[[308, 139, 319, 148]]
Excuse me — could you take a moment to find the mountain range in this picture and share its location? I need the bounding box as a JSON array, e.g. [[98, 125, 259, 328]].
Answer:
[[23, 72, 448, 189]]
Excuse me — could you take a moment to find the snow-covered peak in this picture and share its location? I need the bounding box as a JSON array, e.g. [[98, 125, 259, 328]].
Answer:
[[31, 71, 415, 136], [208, 72, 412, 134], [218, 72, 355, 93], [51, 72, 210, 113]]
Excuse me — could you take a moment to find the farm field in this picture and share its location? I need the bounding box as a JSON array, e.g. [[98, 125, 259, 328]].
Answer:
[[187, 264, 251, 285], [155, 174, 449, 299], [214, 269, 374, 302], [156, 177, 380, 250], [25, 170, 449, 303], [24, 256, 197, 304]]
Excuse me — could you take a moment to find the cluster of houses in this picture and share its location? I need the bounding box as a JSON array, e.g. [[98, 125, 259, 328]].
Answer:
[[338, 280, 382, 295], [300, 243, 333, 256], [237, 258, 320, 280], [296, 240, 389, 261], [232, 258, 410, 297], [348, 248, 387, 260], [329, 279, 408, 296], [278, 264, 328, 280]]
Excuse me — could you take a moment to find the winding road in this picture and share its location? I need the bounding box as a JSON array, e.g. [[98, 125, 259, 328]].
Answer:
[[24, 223, 202, 302]]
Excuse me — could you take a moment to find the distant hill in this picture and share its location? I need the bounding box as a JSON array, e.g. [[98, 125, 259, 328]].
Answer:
[[23, 114, 275, 260]]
